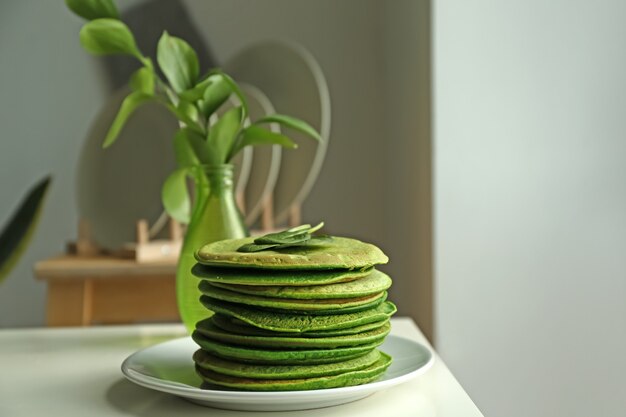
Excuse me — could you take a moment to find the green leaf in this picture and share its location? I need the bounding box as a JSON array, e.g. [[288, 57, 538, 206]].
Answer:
[[66, 0, 119, 20], [208, 106, 243, 164], [79, 18, 142, 58], [309, 221, 325, 234], [179, 77, 213, 102], [173, 128, 209, 167], [157, 31, 199, 93], [210, 70, 248, 120], [236, 243, 280, 253], [255, 233, 310, 245], [178, 100, 200, 125], [237, 224, 332, 253], [200, 75, 232, 117], [254, 225, 312, 244], [162, 101, 204, 135], [250, 222, 326, 246], [138, 56, 155, 73], [130, 67, 155, 95], [103, 91, 152, 148], [229, 125, 297, 160], [287, 224, 312, 233], [254, 222, 323, 245], [162, 168, 191, 224], [255, 114, 322, 142], [0, 176, 52, 285]]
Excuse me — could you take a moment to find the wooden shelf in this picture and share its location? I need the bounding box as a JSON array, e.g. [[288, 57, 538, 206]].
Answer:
[[35, 255, 179, 326]]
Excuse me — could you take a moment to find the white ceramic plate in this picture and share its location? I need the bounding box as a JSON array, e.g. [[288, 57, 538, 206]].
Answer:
[[121, 335, 433, 411]]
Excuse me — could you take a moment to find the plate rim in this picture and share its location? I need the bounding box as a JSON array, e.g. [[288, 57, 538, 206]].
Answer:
[[120, 334, 434, 402]]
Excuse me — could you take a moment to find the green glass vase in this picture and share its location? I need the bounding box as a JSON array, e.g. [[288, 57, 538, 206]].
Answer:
[[176, 164, 248, 333]]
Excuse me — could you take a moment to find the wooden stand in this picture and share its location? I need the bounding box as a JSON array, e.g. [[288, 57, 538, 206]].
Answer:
[[35, 257, 178, 326], [36, 218, 180, 326], [120, 219, 183, 263]]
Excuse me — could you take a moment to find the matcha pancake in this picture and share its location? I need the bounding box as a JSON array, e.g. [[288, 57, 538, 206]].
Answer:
[[195, 352, 392, 391], [209, 269, 392, 299], [211, 314, 389, 338], [193, 349, 382, 380], [198, 283, 387, 314], [195, 237, 389, 270], [192, 264, 373, 286], [200, 297, 397, 333], [195, 319, 391, 349], [192, 331, 382, 364]]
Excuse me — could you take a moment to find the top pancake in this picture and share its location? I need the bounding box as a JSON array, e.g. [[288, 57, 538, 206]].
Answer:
[[195, 237, 389, 270]]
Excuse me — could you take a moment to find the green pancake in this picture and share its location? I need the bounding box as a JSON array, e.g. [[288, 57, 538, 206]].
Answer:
[[192, 331, 382, 364], [195, 237, 388, 270], [193, 349, 382, 380], [192, 264, 373, 286], [209, 269, 392, 299], [195, 319, 391, 349], [211, 314, 389, 338], [200, 298, 397, 333], [195, 352, 392, 391], [198, 283, 387, 314]]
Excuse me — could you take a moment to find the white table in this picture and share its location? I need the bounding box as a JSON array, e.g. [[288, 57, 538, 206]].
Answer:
[[0, 318, 483, 416]]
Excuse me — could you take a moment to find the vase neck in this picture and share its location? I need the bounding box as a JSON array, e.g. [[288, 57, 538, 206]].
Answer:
[[204, 164, 235, 192]]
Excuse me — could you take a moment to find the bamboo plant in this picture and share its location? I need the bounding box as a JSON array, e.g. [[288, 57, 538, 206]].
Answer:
[[66, 0, 321, 224]]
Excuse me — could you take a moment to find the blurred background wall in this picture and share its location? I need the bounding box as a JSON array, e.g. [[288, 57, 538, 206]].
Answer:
[[0, 1, 102, 327], [0, 0, 431, 336], [434, 1, 626, 416]]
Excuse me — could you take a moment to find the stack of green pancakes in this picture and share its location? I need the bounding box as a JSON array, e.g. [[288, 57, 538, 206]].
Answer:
[[190, 235, 396, 391]]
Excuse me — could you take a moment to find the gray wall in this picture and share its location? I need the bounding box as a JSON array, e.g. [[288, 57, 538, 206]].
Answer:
[[0, 1, 430, 330], [434, 1, 626, 416], [0, 2, 105, 326], [383, 0, 432, 339], [185, 0, 388, 241]]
